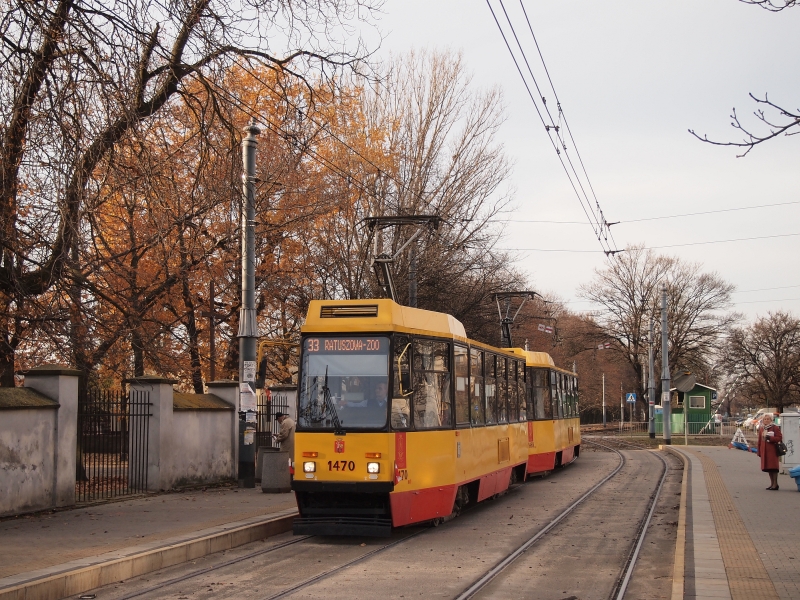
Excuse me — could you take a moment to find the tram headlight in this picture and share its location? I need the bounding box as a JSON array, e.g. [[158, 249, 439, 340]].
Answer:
[[367, 462, 380, 474], [303, 461, 316, 473]]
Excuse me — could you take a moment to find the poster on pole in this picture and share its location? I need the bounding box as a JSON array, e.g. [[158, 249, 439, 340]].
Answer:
[[243, 360, 256, 383], [240, 382, 257, 412]]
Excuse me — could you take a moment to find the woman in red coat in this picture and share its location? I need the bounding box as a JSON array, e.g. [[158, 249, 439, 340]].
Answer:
[[757, 413, 783, 490]]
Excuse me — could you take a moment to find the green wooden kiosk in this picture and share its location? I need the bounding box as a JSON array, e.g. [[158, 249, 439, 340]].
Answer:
[[655, 383, 717, 434]]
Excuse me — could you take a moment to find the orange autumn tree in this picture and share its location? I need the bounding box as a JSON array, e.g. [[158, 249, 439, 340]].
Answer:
[[78, 65, 389, 389]]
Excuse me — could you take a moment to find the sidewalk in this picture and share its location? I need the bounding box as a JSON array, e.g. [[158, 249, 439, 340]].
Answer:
[[0, 485, 297, 599], [675, 445, 800, 600]]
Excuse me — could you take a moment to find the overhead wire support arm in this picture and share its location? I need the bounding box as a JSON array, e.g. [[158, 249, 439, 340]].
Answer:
[[492, 291, 540, 348], [363, 215, 442, 304]]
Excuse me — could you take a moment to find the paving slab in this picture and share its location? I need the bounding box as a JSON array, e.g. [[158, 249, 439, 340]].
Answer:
[[0, 485, 297, 599], [688, 446, 800, 600]]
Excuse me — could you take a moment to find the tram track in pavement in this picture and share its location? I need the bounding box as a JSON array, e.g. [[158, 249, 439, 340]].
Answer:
[[455, 439, 669, 600], [69, 445, 670, 600]]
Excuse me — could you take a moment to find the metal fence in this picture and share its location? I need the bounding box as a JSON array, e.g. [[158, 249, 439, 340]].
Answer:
[[616, 419, 743, 438], [76, 387, 151, 502], [256, 391, 290, 450]]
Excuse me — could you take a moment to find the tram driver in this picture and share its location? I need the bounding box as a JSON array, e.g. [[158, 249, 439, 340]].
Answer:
[[333, 378, 389, 426], [368, 379, 389, 410]]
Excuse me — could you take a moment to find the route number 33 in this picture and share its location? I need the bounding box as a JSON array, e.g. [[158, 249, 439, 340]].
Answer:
[[328, 460, 355, 471]]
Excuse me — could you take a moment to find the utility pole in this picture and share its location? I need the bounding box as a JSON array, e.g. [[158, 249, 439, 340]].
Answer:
[[648, 318, 656, 439], [620, 381, 623, 433], [238, 120, 260, 486], [661, 284, 672, 445], [602, 372, 606, 428]]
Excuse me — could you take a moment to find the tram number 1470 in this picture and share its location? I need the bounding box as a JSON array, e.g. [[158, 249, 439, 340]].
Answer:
[[328, 460, 356, 471]]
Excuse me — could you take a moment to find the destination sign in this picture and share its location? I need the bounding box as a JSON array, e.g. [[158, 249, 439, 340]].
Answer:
[[304, 337, 386, 353]]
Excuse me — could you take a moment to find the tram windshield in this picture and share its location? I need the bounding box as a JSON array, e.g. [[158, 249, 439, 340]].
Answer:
[[298, 335, 390, 430]]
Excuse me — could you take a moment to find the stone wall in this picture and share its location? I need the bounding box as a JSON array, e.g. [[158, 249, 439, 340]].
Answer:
[[0, 367, 79, 517], [127, 378, 238, 491]]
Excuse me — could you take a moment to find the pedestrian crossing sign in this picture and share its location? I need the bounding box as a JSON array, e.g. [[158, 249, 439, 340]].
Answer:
[[625, 393, 636, 403]]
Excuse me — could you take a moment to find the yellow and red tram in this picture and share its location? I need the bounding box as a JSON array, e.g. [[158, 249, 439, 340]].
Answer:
[[291, 299, 580, 536]]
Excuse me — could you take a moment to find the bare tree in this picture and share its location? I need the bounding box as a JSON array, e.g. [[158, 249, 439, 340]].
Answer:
[[308, 49, 523, 343], [580, 246, 736, 414], [721, 311, 800, 414], [689, 0, 799, 155], [0, 0, 379, 385]]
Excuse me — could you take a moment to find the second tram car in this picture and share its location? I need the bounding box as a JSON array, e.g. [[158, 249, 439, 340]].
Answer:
[[291, 299, 580, 536]]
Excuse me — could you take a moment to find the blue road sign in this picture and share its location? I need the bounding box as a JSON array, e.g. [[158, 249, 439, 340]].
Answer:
[[625, 393, 637, 403]]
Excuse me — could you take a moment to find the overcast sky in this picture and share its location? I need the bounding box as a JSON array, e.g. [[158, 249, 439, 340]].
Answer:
[[363, 0, 800, 321]]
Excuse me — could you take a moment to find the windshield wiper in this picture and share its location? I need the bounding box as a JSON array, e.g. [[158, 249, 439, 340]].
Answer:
[[322, 366, 345, 435]]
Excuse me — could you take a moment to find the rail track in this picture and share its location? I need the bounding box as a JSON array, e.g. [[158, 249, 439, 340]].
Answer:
[[76, 442, 671, 600], [455, 439, 669, 600]]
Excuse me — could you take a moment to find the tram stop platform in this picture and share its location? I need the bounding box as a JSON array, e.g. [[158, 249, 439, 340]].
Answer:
[[671, 445, 800, 600], [1, 448, 799, 600], [0, 485, 297, 600]]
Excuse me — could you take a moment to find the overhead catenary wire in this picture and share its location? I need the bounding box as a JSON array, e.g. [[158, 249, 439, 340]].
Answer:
[[495, 200, 800, 225], [486, 0, 619, 255], [485, 1, 608, 252], [516, 0, 619, 252], [499, 231, 799, 253]]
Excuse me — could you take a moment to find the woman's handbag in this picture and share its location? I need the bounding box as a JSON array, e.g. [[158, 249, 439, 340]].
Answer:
[[775, 440, 788, 457]]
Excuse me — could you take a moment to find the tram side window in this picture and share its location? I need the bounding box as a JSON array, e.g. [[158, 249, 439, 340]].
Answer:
[[569, 376, 576, 417], [550, 371, 563, 419], [530, 368, 542, 419], [558, 373, 565, 419], [517, 362, 527, 421], [454, 345, 470, 426], [507, 360, 519, 422], [412, 339, 452, 429], [497, 357, 508, 423], [564, 375, 571, 418], [470, 349, 485, 425], [485, 354, 497, 424], [542, 370, 552, 419], [392, 335, 412, 430], [574, 376, 580, 416]]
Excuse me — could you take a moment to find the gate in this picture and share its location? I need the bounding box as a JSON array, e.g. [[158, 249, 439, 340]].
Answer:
[[256, 390, 290, 449], [76, 387, 151, 502]]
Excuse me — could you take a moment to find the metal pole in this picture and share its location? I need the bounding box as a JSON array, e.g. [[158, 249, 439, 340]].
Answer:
[[602, 373, 606, 428], [238, 120, 260, 486], [648, 318, 655, 439], [685, 397, 688, 446], [408, 242, 417, 308], [620, 381, 623, 434], [661, 284, 672, 445]]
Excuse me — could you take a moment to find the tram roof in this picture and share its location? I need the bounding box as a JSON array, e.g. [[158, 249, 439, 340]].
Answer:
[[303, 299, 468, 340], [506, 348, 556, 368], [303, 300, 568, 371]]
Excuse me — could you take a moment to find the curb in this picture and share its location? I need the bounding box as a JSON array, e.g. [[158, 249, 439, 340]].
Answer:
[[0, 510, 297, 600], [662, 446, 687, 600]]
